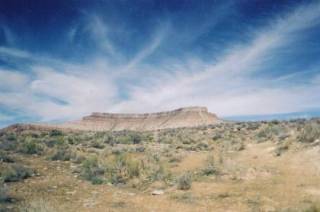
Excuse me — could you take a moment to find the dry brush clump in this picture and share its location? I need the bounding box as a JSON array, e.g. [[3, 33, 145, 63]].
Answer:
[[177, 172, 192, 190], [78, 151, 173, 188], [201, 154, 219, 176], [298, 121, 320, 143], [19, 198, 59, 212], [0, 164, 34, 182], [80, 156, 106, 184], [0, 150, 14, 163], [19, 137, 44, 155], [0, 179, 10, 203]]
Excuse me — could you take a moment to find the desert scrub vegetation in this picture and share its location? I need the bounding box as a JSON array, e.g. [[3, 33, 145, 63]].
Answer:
[[0, 179, 9, 203], [106, 153, 141, 184], [255, 123, 287, 142], [19, 198, 59, 212], [273, 141, 290, 156], [298, 121, 320, 143], [177, 172, 192, 190], [19, 137, 44, 155], [49, 129, 63, 137], [304, 203, 320, 212], [0, 151, 14, 163], [80, 156, 105, 184], [201, 154, 219, 176], [79, 151, 173, 188], [0, 164, 33, 182], [48, 146, 75, 161]]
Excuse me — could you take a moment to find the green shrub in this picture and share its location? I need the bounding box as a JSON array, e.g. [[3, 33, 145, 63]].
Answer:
[[131, 133, 142, 144], [298, 122, 320, 143], [108, 153, 141, 184], [212, 133, 222, 141], [103, 134, 114, 144], [90, 139, 105, 149], [19, 138, 43, 155], [115, 135, 132, 144], [0, 164, 33, 182], [45, 136, 66, 148], [0, 138, 18, 151], [177, 172, 192, 190], [147, 163, 172, 183], [113, 132, 144, 145], [6, 133, 17, 141], [81, 156, 105, 184], [48, 148, 74, 161], [49, 129, 63, 137], [256, 124, 285, 142], [201, 155, 218, 176], [0, 151, 14, 163]]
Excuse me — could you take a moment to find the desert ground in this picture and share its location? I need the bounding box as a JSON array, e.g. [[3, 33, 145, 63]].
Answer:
[[1, 119, 320, 211]]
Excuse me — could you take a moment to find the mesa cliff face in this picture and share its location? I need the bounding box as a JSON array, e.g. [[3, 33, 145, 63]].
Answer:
[[2, 107, 221, 132], [61, 106, 221, 131]]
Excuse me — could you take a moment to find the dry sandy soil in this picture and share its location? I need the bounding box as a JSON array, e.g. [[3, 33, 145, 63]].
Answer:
[[1, 119, 320, 211]]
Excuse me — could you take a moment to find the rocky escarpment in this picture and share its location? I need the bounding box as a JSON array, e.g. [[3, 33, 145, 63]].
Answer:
[[2, 107, 221, 132], [62, 106, 221, 131]]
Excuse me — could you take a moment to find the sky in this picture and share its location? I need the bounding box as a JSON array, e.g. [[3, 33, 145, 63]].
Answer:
[[0, 0, 320, 127]]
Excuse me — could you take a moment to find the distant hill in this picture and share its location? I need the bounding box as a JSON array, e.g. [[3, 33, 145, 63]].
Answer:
[[63, 106, 221, 131], [2, 107, 222, 132]]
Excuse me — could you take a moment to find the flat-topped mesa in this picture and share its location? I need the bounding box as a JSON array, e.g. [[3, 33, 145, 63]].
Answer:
[[4, 106, 221, 132], [84, 107, 210, 120], [66, 106, 220, 131]]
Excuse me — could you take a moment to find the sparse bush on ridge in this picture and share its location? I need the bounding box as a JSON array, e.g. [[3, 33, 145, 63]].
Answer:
[[19, 138, 43, 155], [0, 137, 19, 151], [6, 133, 17, 141], [49, 129, 63, 137]]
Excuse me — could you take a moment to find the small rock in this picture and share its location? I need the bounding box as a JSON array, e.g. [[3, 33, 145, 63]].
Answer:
[[151, 190, 164, 195]]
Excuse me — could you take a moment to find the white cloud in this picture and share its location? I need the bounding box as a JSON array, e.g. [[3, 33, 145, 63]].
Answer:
[[85, 15, 118, 58], [0, 69, 29, 90], [0, 47, 31, 58], [0, 2, 320, 124], [124, 23, 169, 71], [109, 2, 320, 116]]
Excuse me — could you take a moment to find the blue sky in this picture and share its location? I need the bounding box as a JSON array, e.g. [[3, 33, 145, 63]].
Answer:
[[0, 0, 320, 127]]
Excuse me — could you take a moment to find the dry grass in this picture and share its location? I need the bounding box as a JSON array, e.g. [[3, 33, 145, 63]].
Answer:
[[0, 119, 320, 211]]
